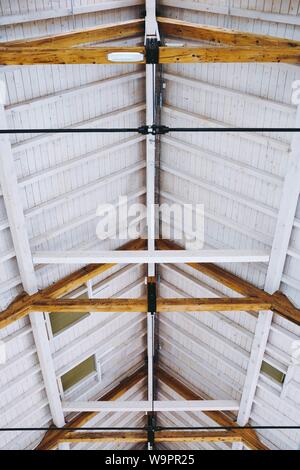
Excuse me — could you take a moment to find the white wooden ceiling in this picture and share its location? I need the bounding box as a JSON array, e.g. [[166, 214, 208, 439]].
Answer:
[[0, 0, 300, 451]]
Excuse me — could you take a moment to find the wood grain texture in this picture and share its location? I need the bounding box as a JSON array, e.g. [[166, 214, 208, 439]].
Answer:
[[0, 46, 145, 65], [156, 431, 241, 443], [33, 298, 148, 313], [159, 46, 300, 64], [59, 430, 240, 443], [158, 17, 300, 47], [31, 296, 269, 313], [60, 431, 148, 443]]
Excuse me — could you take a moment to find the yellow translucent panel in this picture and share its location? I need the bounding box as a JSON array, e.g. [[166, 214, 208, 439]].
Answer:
[[61, 356, 96, 391], [50, 288, 90, 334], [50, 311, 88, 335], [261, 361, 285, 384]]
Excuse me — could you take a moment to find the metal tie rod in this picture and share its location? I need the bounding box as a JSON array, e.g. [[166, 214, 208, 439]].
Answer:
[[0, 425, 299, 431], [0, 125, 300, 135]]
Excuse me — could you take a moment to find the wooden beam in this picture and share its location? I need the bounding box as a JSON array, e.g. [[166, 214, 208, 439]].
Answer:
[[157, 367, 268, 451], [59, 430, 240, 444], [156, 431, 241, 443], [29, 296, 269, 314], [159, 46, 300, 64], [157, 297, 271, 312], [156, 239, 300, 325], [60, 431, 147, 444], [2, 45, 300, 65], [36, 367, 146, 450], [0, 46, 145, 65], [0, 238, 146, 330], [157, 17, 300, 47], [3, 19, 144, 48], [33, 298, 148, 313]]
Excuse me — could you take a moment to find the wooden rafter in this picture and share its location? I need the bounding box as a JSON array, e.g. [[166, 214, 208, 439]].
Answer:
[[157, 367, 268, 451], [156, 239, 300, 325], [3, 19, 144, 48], [157, 17, 300, 47], [36, 367, 146, 450]]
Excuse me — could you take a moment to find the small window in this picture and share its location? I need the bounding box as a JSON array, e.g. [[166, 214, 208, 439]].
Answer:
[[261, 361, 286, 384], [50, 292, 89, 335], [61, 356, 96, 392], [50, 311, 88, 335]]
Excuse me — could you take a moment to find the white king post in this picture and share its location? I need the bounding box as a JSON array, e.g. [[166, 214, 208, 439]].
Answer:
[[145, 0, 159, 451]]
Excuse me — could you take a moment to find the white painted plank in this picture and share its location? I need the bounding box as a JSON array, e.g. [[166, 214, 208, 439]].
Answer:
[[62, 400, 239, 412], [32, 249, 270, 265]]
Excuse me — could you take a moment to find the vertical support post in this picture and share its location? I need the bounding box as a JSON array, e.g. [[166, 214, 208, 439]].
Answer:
[[145, 0, 158, 277], [145, 0, 159, 450], [146, 65, 156, 276], [0, 82, 65, 429], [147, 276, 156, 450]]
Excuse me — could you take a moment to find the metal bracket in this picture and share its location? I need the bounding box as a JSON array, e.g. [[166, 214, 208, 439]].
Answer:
[[147, 414, 156, 450], [151, 124, 169, 135], [147, 277, 156, 314], [137, 125, 170, 135], [145, 37, 160, 64]]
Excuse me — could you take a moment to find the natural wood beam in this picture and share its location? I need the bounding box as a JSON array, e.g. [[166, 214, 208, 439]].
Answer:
[[59, 430, 240, 444], [157, 17, 300, 47], [156, 431, 241, 443], [30, 296, 269, 314], [156, 239, 300, 325], [33, 298, 148, 313], [0, 293, 34, 330], [60, 431, 147, 444], [157, 367, 268, 451], [0, 46, 145, 65], [1, 295, 267, 329], [3, 19, 144, 48], [157, 297, 271, 312], [36, 367, 146, 450], [0, 238, 146, 330], [159, 46, 300, 64]]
